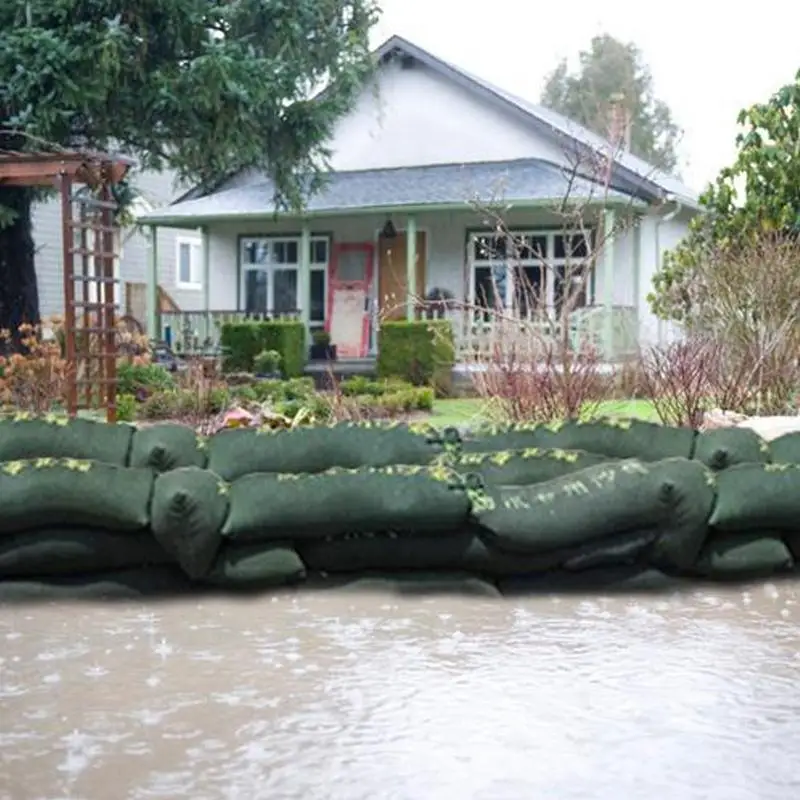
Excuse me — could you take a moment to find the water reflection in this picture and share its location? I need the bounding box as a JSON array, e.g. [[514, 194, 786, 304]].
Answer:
[[1, 583, 799, 800]]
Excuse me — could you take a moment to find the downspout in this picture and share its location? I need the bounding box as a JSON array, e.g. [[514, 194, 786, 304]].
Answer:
[[654, 195, 683, 344]]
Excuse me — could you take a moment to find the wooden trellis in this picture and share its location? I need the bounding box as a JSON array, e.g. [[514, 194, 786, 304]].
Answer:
[[0, 149, 134, 422]]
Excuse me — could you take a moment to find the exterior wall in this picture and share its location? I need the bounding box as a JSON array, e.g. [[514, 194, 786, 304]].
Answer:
[[31, 168, 202, 321], [327, 59, 565, 171], [204, 206, 640, 318]]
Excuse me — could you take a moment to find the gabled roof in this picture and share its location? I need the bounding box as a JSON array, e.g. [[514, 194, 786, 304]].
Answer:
[[374, 35, 698, 209], [138, 158, 644, 227]]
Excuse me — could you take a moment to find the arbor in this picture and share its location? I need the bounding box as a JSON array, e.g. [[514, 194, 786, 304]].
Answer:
[[0, 0, 379, 331], [540, 34, 681, 174]]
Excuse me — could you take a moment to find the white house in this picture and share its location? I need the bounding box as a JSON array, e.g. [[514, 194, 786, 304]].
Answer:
[[138, 34, 699, 362]]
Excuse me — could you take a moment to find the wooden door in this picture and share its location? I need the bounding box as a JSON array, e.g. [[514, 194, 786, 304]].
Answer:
[[378, 232, 427, 320]]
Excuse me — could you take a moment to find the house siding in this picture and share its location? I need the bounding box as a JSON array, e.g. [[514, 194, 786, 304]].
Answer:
[[31, 167, 204, 321], [327, 59, 565, 171]]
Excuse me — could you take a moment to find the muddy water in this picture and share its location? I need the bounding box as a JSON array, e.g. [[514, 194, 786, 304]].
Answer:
[[2, 584, 800, 800]]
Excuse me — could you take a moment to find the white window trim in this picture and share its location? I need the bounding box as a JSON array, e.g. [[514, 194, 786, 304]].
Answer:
[[468, 229, 594, 312], [175, 234, 204, 291], [240, 235, 330, 321]]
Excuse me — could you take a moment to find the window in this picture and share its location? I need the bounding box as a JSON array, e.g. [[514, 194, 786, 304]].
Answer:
[[240, 235, 329, 325], [176, 235, 203, 289], [469, 229, 593, 317]]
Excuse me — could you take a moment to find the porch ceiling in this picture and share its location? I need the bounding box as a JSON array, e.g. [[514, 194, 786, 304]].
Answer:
[[137, 158, 646, 228]]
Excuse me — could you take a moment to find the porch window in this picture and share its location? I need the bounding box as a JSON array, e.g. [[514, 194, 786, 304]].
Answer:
[[240, 235, 329, 322], [176, 235, 203, 290], [468, 229, 593, 317]]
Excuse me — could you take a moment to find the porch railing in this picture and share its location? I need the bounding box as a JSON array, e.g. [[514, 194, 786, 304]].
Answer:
[[159, 309, 300, 354]]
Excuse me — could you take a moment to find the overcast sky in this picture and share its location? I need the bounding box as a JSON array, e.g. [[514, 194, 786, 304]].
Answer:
[[372, 0, 800, 192]]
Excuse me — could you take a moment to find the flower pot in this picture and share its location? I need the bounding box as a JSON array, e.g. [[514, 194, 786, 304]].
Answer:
[[309, 343, 337, 361]]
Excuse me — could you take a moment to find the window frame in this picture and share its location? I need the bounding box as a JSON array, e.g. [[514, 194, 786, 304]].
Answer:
[[175, 234, 204, 291]]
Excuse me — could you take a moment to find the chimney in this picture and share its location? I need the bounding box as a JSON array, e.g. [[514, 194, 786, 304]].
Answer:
[[608, 93, 632, 152]]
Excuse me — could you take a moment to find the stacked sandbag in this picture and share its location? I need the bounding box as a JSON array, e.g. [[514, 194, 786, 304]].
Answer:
[[770, 431, 800, 464], [206, 421, 461, 481], [0, 414, 133, 464], [696, 462, 800, 579], [129, 423, 208, 472], [460, 418, 696, 461], [692, 427, 770, 471]]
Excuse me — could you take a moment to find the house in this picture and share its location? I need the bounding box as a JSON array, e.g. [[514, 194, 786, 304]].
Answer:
[[32, 167, 205, 325], [137, 34, 700, 364]]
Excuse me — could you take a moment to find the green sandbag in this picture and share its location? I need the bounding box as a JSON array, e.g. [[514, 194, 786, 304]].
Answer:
[[223, 465, 471, 542], [204, 542, 306, 588], [461, 418, 695, 461], [770, 432, 800, 465], [709, 463, 800, 532], [0, 458, 154, 534], [447, 447, 613, 486], [0, 414, 133, 464], [693, 427, 770, 470], [0, 566, 193, 603], [206, 421, 460, 481], [691, 533, 793, 579], [0, 528, 172, 577], [128, 424, 207, 472], [473, 458, 715, 569], [150, 467, 229, 579], [498, 566, 689, 595]]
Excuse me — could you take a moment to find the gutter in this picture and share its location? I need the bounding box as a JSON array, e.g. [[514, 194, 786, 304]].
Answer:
[[654, 195, 683, 345]]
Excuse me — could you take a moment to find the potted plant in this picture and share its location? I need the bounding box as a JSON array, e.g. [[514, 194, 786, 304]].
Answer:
[[309, 329, 337, 361], [253, 349, 283, 379]]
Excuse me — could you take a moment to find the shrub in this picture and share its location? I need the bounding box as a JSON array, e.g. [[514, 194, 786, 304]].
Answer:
[[377, 320, 455, 396], [253, 349, 282, 375], [221, 320, 306, 376], [116, 392, 137, 422], [117, 361, 175, 398]]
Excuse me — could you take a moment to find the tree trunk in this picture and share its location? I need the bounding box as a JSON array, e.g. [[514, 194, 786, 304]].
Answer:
[[0, 185, 41, 338]]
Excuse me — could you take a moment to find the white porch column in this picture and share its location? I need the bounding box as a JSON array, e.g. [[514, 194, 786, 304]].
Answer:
[[146, 225, 159, 340], [299, 222, 311, 340], [201, 225, 211, 339], [602, 208, 616, 359], [405, 215, 417, 321]]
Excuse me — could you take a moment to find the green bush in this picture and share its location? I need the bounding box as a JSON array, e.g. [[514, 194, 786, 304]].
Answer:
[[116, 393, 137, 422], [377, 321, 455, 396], [117, 361, 175, 396], [220, 320, 306, 377], [254, 349, 282, 374], [251, 377, 315, 403]]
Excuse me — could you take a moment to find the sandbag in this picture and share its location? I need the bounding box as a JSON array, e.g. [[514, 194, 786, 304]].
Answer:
[[0, 528, 172, 578], [473, 458, 715, 569], [709, 463, 800, 532], [693, 427, 770, 471], [223, 465, 471, 542], [770, 432, 800, 465], [447, 447, 613, 486], [0, 458, 154, 534], [204, 542, 306, 588], [498, 566, 689, 595], [128, 423, 207, 472], [206, 421, 460, 481], [691, 533, 793, 579], [150, 468, 229, 579], [0, 566, 193, 603], [0, 414, 133, 465], [461, 418, 695, 461]]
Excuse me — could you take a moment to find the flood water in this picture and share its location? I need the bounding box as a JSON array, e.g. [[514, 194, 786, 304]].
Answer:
[[2, 583, 800, 800]]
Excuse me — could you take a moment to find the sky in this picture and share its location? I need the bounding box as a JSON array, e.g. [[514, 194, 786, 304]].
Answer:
[[371, 0, 800, 193]]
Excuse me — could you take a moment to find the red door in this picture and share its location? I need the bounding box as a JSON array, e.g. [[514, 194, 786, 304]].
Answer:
[[327, 243, 374, 358]]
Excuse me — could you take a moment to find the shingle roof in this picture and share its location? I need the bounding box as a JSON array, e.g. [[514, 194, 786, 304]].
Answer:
[[138, 158, 641, 225]]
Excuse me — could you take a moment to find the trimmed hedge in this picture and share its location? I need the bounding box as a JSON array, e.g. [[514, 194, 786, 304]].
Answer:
[[377, 320, 455, 396], [220, 320, 306, 377]]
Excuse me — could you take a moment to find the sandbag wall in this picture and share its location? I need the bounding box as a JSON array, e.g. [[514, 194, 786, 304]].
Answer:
[[0, 412, 799, 600]]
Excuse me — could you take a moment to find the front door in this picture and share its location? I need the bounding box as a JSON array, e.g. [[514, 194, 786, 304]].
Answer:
[[378, 232, 427, 320]]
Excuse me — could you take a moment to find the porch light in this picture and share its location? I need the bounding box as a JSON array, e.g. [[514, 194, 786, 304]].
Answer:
[[381, 217, 397, 239]]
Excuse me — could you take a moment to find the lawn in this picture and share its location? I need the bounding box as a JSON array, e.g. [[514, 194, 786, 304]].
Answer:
[[429, 397, 659, 429]]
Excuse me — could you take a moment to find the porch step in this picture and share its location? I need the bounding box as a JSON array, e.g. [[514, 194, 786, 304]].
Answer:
[[304, 358, 377, 389]]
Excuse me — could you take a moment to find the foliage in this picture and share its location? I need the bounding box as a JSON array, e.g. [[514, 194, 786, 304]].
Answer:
[[253, 349, 282, 375], [650, 71, 800, 322], [221, 320, 306, 376], [540, 33, 681, 173], [377, 321, 455, 396], [116, 392, 137, 422], [0, 0, 380, 326], [311, 329, 332, 347], [117, 361, 175, 399], [0, 319, 69, 413]]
